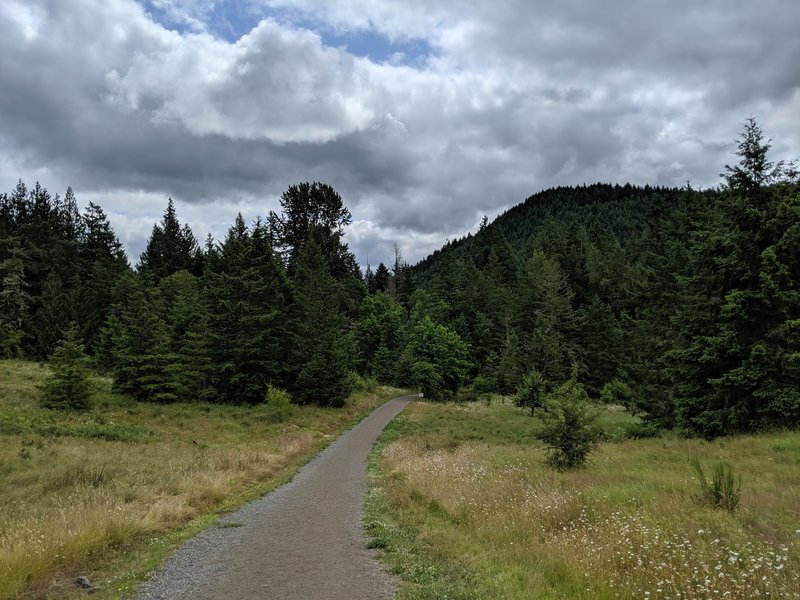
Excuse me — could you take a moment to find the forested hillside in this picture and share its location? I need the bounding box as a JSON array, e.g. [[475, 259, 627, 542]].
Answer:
[[1, 119, 797, 438], [412, 119, 800, 437]]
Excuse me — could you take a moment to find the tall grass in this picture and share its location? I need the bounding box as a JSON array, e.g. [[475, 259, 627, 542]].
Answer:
[[0, 360, 405, 599], [369, 401, 800, 599]]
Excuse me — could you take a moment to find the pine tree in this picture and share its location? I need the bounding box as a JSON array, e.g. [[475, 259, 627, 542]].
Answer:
[[39, 325, 93, 410], [138, 198, 200, 279], [289, 240, 350, 407], [0, 249, 29, 358], [205, 215, 288, 404], [671, 119, 800, 435], [514, 250, 578, 386], [78, 202, 130, 351], [357, 292, 405, 382], [371, 262, 391, 294], [268, 182, 357, 281]]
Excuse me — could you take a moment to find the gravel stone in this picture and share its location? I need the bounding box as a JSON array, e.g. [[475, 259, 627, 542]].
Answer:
[[134, 395, 414, 600]]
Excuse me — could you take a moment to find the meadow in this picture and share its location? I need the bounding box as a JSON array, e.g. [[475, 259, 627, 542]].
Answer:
[[0, 360, 403, 599], [366, 399, 800, 599]]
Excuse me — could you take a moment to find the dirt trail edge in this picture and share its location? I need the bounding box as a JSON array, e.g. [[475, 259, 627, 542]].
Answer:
[[134, 395, 414, 600]]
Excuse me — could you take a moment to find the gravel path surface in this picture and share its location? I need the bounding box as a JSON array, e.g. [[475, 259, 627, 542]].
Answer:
[[133, 395, 414, 600]]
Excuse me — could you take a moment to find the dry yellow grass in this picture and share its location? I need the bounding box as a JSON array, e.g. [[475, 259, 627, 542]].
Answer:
[[0, 360, 404, 599], [372, 400, 800, 599]]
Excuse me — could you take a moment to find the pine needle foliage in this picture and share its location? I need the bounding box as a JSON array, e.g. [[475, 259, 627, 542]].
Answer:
[[39, 325, 93, 410]]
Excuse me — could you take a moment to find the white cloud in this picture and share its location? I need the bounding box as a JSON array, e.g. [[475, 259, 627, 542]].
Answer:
[[0, 0, 798, 267]]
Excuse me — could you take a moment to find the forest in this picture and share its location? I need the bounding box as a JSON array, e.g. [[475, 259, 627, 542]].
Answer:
[[1, 119, 798, 439]]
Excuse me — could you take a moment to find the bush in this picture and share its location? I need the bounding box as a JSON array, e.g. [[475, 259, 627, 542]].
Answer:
[[600, 379, 639, 415], [536, 371, 599, 470], [514, 369, 546, 414], [411, 360, 447, 400], [470, 375, 495, 394], [345, 371, 379, 393], [253, 385, 293, 423], [621, 420, 662, 440], [691, 459, 742, 512], [39, 325, 93, 410]]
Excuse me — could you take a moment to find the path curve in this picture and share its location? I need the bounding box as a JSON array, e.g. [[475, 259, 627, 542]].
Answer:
[[134, 395, 414, 600]]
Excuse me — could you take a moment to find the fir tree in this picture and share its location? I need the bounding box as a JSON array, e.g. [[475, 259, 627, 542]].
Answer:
[[289, 240, 350, 407], [39, 325, 93, 410], [138, 198, 200, 279]]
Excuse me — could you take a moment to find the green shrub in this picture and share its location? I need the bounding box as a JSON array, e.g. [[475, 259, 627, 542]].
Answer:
[[514, 369, 546, 414], [39, 325, 93, 410], [536, 370, 599, 470], [470, 376, 495, 394], [253, 385, 293, 423], [344, 371, 379, 393], [411, 360, 447, 400], [621, 420, 662, 440], [600, 379, 639, 415], [691, 459, 742, 511]]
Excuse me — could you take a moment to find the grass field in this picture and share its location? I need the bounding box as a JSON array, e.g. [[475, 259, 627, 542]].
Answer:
[[0, 360, 404, 599], [366, 399, 800, 599]]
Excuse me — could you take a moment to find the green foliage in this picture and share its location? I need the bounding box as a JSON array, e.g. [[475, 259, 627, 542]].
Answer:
[[536, 370, 600, 470], [514, 369, 546, 414], [252, 384, 293, 423], [345, 371, 379, 393], [289, 240, 351, 407], [39, 325, 93, 410], [357, 292, 405, 383], [514, 249, 577, 384], [600, 378, 639, 415], [404, 316, 470, 400], [137, 198, 200, 279], [670, 120, 800, 436], [204, 215, 288, 404], [691, 459, 742, 512], [268, 181, 360, 283]]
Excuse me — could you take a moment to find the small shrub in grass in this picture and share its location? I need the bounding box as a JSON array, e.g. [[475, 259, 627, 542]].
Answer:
[[536, 370, 600, 470], [621, 420, 662, 439], [514, 368, 546, 414], [345, 371, 379, 393], [599, 378, 639, 415], [253, 385, 293, 423], [691, 459, 742, 511], [39, 325, 93, 410], [470, 375, 494, 394]]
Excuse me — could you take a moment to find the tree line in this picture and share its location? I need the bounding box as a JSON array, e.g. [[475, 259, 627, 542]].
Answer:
[[1, 119, 798, 438], [413, 118, 800, 437]]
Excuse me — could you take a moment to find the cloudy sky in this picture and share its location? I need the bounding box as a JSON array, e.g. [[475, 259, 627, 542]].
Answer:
[[1, 0, 799, 267]]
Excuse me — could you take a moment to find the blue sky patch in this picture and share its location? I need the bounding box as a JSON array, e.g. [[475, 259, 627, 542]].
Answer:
[[138, 0, 432, 66]]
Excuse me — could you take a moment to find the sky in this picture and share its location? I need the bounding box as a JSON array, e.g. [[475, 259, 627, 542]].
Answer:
[[1, 0, 799, 267]]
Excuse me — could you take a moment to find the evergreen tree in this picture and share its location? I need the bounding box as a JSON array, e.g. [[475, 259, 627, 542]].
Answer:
[[670, 120, 800, 435], [514, 250, 577, 386], [205, 215, 288, 404], [289, 240, 350, 407], [371, 262, 391, 294], [138, 198, 200, 279], [0, 248, 29, 357], [39, 325, 93, 410], [268, 182, 358, 280], [101, 275, 183, 403], [357, 292, 405, 382], [77, 202, 130, 350]]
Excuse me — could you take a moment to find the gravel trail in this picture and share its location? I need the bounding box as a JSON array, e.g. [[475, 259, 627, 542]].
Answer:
[[133, 395, 414, 600]]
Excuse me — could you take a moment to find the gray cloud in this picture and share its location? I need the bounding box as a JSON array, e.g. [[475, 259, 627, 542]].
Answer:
[[1, 0, 798, 266]]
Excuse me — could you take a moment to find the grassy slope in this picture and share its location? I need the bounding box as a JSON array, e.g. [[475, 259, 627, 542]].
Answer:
[[366, 400, 800, 599], [0, 360, 405, 599]]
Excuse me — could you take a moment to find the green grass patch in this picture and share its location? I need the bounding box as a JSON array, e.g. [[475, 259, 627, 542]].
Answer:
[[0, 359, 408, 599], [368, 399, 800, 599]]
